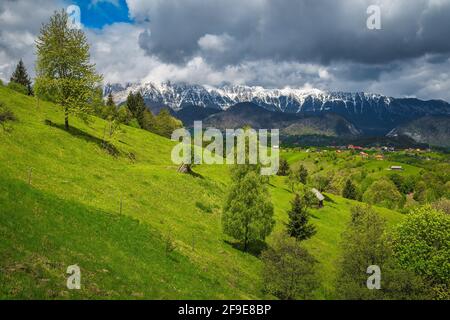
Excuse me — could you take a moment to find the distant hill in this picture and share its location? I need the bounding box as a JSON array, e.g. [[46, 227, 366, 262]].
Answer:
[[388, 115, 450, 148], [202, 102, 361, 138], [174, 105, 221, 126]]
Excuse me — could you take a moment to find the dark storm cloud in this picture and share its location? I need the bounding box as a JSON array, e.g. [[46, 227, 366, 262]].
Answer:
[[131, 0, 450, 66], [335, 63, 402, 82]]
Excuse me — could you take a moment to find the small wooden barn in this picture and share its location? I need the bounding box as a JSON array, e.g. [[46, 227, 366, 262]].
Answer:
[[311, 188, 325, 208]]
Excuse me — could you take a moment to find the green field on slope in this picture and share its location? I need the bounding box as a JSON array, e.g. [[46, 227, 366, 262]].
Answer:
[[0, 86, 403, 299]]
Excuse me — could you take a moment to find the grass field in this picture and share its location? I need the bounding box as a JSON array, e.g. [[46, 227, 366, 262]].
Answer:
[[0, 86, 405, 299]]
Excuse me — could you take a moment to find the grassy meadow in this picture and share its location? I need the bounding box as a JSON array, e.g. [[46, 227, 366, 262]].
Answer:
[[0, 85, 437, 299]]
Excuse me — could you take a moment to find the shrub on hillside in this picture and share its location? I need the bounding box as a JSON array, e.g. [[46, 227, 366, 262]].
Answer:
[[414, 179, 443, 204], [363, 179, 405, 209], [391, 206, 450, 299], [431, 198, 450, 215], [277, 158, 290, 176], [342, 179, 358, 200], [7, 81, 28, 95], [152, 109, 183, 138], [336, 205, 431, 300], [0, 102, 16, 131], [312, 173, 332, 192], [261, 233, 319, 300]]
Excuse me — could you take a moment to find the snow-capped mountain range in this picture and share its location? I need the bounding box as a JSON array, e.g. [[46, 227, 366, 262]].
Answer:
[[104, 82, 450, 136], [104, 82, 393, 113]]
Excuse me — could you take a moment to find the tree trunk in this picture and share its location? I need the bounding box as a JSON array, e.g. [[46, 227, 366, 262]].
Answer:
[[64, 108, 69, 130]]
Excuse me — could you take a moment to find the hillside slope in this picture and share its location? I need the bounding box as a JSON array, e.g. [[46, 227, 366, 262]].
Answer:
[[202, 103, 360, 137], [388, 115, 450, 148], [0, 86, 403, 299]]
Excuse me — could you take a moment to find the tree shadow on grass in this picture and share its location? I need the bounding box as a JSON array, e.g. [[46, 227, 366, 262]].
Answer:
[[224, 239, 268, 258], [310, 213, 320, 220], [44, 119, 120, 157], [323, 194, 336, 203]]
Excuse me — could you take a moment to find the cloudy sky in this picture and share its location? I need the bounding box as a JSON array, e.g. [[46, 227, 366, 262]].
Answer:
[[1, 0, 450, 101]]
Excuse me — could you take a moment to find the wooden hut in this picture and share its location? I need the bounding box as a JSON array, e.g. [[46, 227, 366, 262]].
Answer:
[[311, 188, 325, 208]]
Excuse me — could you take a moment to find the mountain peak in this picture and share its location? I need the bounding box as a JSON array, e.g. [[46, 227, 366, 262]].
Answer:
[[104, 81, 392, 113]]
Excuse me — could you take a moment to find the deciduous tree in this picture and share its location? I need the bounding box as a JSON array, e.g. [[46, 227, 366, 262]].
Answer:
[[35, 10, 102, 130], [261, 233, 318, 300], [222, 165, 275, 251]]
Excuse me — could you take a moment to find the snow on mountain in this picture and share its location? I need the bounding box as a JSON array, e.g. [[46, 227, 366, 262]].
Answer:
[[104, 81, 450, 136], [104, 82, 392, 114]]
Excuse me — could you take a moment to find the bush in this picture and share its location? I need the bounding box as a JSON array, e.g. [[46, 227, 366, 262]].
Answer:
[[363, 179, 405, 209], [7, 81, 28, 95], [128, 118, 141, 129], [0, 102, 16, 122], [431, 198, 450, 215], [391, 206, 450, 299], [312, 173, 332, 192], [336, 205, 431, 300], [0, 102, 16, 131], [342, 179, 357, 200], [152, 109, 183, 138], [277, 158, 290, 176], [389, 173, 416, 195], [261, 233, 319, 300]]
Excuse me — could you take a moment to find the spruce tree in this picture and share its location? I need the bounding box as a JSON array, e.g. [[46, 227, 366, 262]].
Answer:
[[298, 164, 308, 184], [278, 158, 290, 176], [343, 179, 357, 200], [126, 91, 146, 127], [35, 10, 102, 130], [286, 193, 316, 241], [10, 59, 32, 95], [106, 92, 115, 109]]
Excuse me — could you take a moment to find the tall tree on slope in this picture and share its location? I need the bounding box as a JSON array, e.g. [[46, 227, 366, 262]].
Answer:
[[35, 10, 102, 130]]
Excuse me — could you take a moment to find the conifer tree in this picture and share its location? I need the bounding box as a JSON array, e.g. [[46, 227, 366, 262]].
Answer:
[[278, 158, 290, 176], [106, 92, 115, 108], [286, 193, 316, 241], [342, 179, 357, 200], [298, 164, 308, 184], [126, 91, 146, 127], [10, 59, 32, 95]]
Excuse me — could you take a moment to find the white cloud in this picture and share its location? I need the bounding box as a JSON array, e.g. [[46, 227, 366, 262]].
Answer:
[[0, 0, 61, 82], [198, 34, 233, 53]]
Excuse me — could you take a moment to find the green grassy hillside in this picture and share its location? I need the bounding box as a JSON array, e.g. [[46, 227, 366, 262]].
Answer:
[[0, 86, 404, 299]]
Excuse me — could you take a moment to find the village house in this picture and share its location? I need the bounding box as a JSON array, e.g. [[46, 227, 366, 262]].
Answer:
[[360, 152, 369, 158], [348, 145, 363, 151]]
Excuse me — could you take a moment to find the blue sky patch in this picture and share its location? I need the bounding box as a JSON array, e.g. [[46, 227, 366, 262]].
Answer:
[[69, 0, 131, 29]]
